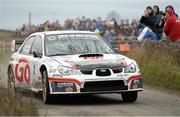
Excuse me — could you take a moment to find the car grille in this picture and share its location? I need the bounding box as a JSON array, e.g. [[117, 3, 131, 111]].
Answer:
[[80, 68, 123, 75], [81, 80, 128, 92]]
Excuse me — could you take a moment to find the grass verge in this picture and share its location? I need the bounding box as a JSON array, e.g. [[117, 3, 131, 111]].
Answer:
[[0, 50, 38, 115], [0, 88, 38, 116], [0, 50, 11, 63], [128, 41, 180, 91]]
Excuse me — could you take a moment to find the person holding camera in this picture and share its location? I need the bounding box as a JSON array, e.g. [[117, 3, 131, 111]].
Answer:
[[140, 6, 156, 31]]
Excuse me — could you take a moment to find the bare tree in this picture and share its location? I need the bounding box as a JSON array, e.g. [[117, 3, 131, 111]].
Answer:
[[106, 10, 121, 21]]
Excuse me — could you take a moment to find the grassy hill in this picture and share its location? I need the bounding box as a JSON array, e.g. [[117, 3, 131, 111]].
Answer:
[[0, 30, 15, 41], [128, 41, 180, 91]]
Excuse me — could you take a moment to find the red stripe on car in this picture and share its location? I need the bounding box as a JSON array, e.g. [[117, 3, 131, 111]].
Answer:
[[19, 57, 29, 63], [127, 75, 142, 83], [48, 77, 80, 86]]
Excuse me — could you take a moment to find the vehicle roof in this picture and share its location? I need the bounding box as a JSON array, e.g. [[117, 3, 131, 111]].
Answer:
[[31, 30, 96, 36]]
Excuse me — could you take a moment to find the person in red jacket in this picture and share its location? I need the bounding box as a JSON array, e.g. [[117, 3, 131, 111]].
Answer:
[[163, 8, 180, 41]]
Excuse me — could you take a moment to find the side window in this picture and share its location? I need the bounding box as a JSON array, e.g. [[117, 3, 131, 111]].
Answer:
[[19, 36, 34, 54], [31, 36, 42, 54]]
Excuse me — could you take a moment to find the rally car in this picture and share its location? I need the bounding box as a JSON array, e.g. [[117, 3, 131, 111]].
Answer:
[[8, 31, 143, 104]]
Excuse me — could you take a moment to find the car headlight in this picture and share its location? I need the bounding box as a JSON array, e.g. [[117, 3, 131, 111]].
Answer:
[[124, 63, 136, 73], [57, 66, 81, 76]]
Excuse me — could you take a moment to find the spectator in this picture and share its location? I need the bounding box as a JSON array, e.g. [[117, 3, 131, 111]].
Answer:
[[140, 6, 156, 31], [163, 8, 180, 42], [165, 5, 178, 18], [153, 5, 163, 40], [44, 21, 49, 31], [137, 23, 157, 43], [103, 29, 113, 43], [118, 40, 131, 55]]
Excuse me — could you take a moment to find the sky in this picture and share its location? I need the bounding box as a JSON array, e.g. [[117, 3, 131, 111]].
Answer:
[[0, 0, 180, 30]]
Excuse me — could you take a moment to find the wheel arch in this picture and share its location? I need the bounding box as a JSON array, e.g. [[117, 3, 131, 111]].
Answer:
[[40, 64, 47, 74]]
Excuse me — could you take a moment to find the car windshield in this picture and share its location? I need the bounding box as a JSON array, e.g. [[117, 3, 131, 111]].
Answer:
[[44, 33, 115, 56]]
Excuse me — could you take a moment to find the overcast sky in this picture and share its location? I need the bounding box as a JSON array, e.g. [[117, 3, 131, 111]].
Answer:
[[0, 0, 180, 30]]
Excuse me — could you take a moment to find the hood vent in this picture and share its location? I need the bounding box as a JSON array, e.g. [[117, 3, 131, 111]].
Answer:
[[79, 54, 103, 58]]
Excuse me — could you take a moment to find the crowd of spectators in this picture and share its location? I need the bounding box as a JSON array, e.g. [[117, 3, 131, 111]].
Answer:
[[16, 16, 139, 52], [138, 5, 180, 43], [16, 16, 139, 41], [16, 5, 180, 52]]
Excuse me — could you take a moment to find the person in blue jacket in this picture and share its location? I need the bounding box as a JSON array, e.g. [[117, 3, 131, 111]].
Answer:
[[137, 23, 157, 43]]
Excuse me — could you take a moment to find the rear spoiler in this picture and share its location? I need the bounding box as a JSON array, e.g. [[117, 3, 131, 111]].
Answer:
[[11, 39, 25, 52]]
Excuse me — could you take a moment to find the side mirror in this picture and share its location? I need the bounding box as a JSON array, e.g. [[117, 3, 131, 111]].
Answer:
[[33, 50, 42, 58], [11, 40, 16, 52]]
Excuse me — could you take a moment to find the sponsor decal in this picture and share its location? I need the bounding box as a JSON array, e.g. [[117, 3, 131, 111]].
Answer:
[[48, 77, 80, 86], [47, 34, 98, 41], [15, 57, 30, 83], [57, 34, 98, 39], [49, 68, 57, 73], [65, 87, 73, 92], [52, 74, 63, 77], [51, 82, 77, 92]]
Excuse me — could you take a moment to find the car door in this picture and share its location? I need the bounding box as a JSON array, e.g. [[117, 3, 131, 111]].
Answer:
[[29, 35, 43, 88], [14, 36, 35, 89]]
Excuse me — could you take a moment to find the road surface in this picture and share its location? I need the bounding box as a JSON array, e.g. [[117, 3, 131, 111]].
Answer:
[[30, 88, 180, 116], [1, 65, 180, 116]]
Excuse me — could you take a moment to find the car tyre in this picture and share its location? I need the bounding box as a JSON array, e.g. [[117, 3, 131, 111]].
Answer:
[[42, 70, 51, 104], [121, 91, 138, 102], [7, 67, 16, 93]]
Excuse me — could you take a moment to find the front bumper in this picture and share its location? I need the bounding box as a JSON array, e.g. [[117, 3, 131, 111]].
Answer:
[[48, 74, 143, 94]]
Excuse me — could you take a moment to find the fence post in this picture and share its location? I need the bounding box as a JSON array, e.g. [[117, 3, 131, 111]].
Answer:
[[3, 40, 5, 52], [0, 40, 1, 51]]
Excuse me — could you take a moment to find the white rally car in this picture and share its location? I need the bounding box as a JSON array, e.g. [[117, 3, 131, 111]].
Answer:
[[8, 31, 143, 104]]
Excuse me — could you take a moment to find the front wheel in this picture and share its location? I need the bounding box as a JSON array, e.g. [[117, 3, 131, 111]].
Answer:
[[121, 91, 138, 102], [42, 70, 51, 104]]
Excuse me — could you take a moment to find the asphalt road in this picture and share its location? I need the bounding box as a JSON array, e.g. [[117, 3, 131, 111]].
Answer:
[[1, 64, 180, 116], [30, 88, 179, 116]]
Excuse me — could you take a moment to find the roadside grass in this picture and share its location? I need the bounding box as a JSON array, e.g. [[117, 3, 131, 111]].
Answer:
[[0, 50, 11, 63], [0, 88, 38, 116], [0, 48, 38, 115], [0, 31, 6, 39], [0, 30, 14, 40], [128, 41, 180, 90]]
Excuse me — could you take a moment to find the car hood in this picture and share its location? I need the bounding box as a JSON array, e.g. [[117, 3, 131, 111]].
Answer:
[[47, 54, 132, 70]]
